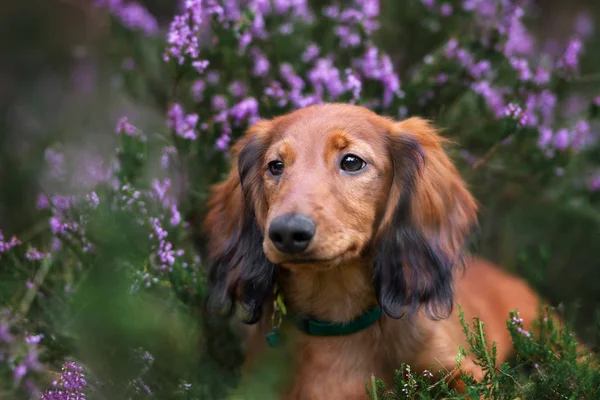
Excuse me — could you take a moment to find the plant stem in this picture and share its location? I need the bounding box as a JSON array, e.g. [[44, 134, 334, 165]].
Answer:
[[19, 257, 53, 316]]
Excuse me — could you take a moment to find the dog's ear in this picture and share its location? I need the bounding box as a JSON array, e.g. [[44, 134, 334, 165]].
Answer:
[[374, 117, 478, 320], [204, 120, 276, 324]]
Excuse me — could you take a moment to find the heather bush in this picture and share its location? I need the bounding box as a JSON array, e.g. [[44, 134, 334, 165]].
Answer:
[[1, 0, 599, 399]]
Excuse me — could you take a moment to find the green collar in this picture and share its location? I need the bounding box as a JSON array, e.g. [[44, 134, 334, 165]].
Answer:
[[266, 286, 382, 347], [289, 306, 382, 336]]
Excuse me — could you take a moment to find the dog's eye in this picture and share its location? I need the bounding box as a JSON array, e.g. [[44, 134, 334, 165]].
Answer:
[[340, 154, 366, 173], [268, 160, 284, 176]]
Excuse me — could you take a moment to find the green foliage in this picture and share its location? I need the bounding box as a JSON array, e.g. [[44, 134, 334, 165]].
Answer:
[[368, 307, 600, 399]]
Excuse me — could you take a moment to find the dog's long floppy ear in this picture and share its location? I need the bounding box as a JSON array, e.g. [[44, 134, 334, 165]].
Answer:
[[374, 117, 478, 320], [204, 120, 276, 324]]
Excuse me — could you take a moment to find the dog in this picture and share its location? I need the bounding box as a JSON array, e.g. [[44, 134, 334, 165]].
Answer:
[[203, 103, 576, 398]]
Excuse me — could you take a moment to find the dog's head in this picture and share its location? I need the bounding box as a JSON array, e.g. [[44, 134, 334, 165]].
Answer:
[[204, 103, 478, 323]]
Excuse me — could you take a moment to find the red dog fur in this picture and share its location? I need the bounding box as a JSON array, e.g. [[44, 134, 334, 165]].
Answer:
[[203, 103, 572, 398]]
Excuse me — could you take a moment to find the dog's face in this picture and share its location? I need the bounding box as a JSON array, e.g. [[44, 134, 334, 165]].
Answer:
[[260, 108, 392, 268], [204, 103, 478, 323]]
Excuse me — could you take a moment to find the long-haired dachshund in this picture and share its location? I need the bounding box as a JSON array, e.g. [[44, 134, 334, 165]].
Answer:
[[203, 103, 578, 398]]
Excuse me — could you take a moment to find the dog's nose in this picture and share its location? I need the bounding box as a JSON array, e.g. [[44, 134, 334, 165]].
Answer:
[[268, 213, 316, 254]]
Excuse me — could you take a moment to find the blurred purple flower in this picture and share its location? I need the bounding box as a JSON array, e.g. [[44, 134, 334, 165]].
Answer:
[[589, 173, 600, 191], [571, 120, 595, 151], [167, 103, 198, 140], [504, 102, 527, 127], [421, 0, 435, 9], [96, 0, 158, 35], [212, 95, 227, 111], [265, 81, 289, 107], [0, 230, 21, 254], [192, 60, 209, 74], [440, 3, 453, 16], [161, 146, 176, 169], [37, 194, 50, 210], [191, 79, 206, 102], [251, 48, 270, 77], [229, 98, 260, 126], [115, 116, 137, 136], [302, 44, 320, 63], [229, 81, 247, 98], [345, 69, 362, 103], [26, 248, 50, 261], [559, 37, 583, 71], [309, 58, 345, 99], [471, 81, 505, 118], [510, 58, 531, 81], [553, 128, 570, 151], [45, 148, 66, 181], [574, 11, 594, 38], [538, 127, 553, 148], [533, 65, 551, 85]]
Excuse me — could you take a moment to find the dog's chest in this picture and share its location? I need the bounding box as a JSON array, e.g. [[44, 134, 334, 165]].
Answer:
[[280, 330, 389, 399]]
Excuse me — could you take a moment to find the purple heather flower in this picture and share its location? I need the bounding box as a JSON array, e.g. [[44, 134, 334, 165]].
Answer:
[[115, 116, 137, 135], [533, 65, 551, 85], [537, 127, 553, 148], [265, 81, 289, 108], [191, 79, 206, 102], [537, 90, 557, 125], [444, 38, 459, 58], [440, 3, 453, 16], [229, 81, 247, 98], [161, 146, 176, 169], [471, 81, 505, 118], [170, 205, 182, 226], [211, 95, 227, 111], [503, 9, 534, 57], [595, 96, 600, 106], [238, 31, 253, 50], [45, 148, 66, 181], [215, 131, 231, 151], [86, 191, 100, 208], [559, 37, 583, 71], [0, 231, 21, 254], [251, 48, 270, 77], [26, 248, 50, 261], [553, 128, 570, 150], [41, 361, 87, 399], [96, 0, 158, 35], [421, 0, 435, 9], [229, 97, 260, 126], [589, 173, 600, 191], [164, 0, 223, 64], [167, 103, 198, 140], [574, 11, 594, 38], [279, 23, 293, 35], [335, 25, 361, 48], [152, 178, 173, 209], [37, 194, 50, 210], [308, 58, 345, 99], [192, 60, 209, 74], [504, 102, 528, 127], [206, 71, 220, 84], [510, 58, 531, 81], [345, 69, 362, 103], [436, 73, 449, 84], [469, 60, 491, 79], [302, 44, 320, 63], [571, 120, 594, 151]]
